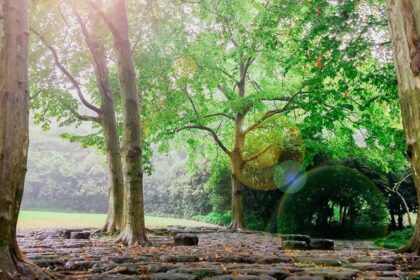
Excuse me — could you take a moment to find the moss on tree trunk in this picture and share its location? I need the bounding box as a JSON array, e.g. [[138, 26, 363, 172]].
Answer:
[[0, 0, 51, 278], [387, 0, 420, 255], [110, 0, 148, 246]]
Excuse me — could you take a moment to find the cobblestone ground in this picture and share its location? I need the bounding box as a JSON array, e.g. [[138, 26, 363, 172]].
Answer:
[[18, 227, 420, 280]]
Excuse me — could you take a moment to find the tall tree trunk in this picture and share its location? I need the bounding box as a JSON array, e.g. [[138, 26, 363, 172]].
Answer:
[[390, 209, 397, 230], [0, 1, 50, 278], [229, 173, 245, 230], [111, 0, 148, 246], [229, 93, 246, 230], [387, 0, 420, 254], [86, 17, 124, 233], [398, 211, 404, 229], [101, 114, 124, 232]]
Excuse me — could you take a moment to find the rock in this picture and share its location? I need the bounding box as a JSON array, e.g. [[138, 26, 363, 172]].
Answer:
[[280, 235, 311, 245], [410, 259, 420, 270], [70, 231, 91, 240], [310, 239, 334, 250], [159, 255, 199, 263], [147, 263, 181, 273], [64, 260, 97, 270], [33, 258, 65, 268], [208, 275, 277, 280], [89, 274, 148, 280], [174, 234, 199, 246], [347, 263, 395, 271], [167, 267, 224, 277], [303, 267, 359, 280], [150, 272, 196, 280], [231, 269, 289, 280], [282, 241, 308, 250], [293, 257, 342, 267], [284, 277, 324, 280]]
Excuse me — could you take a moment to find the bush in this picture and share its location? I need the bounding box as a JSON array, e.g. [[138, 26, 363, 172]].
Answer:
[[194, 211, 231, 226], [375, 228, 413, 249], [278, 164, 389, 238]]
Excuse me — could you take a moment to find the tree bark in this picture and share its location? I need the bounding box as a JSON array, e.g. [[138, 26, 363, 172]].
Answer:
[[86, 17, 124, 233], [229, 173, 245, 230], [228, 88, 246, 230], [387, 0, 420, 254], [110, 0, 148, 246], [0, 1, 50, 278]]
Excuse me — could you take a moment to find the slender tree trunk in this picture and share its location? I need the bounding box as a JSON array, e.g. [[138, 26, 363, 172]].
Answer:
[[101, 115, 124, 232], [111, 0, 148, 246], [86, 18, 124, 233], [387, 0, 420, 254], [227, 72, 248, 231], [390, 209, 397, 229], [0, 1, 50, 278], [398, 211, 404, 229]]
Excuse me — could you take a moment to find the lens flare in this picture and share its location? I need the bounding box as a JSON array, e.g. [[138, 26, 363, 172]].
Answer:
[[273, 160, 307, 194]]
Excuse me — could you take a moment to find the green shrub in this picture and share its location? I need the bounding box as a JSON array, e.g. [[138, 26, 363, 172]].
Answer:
[[375, 228, 413, 249], [278, 165, 389, 239], [193, 211, 231, 226]]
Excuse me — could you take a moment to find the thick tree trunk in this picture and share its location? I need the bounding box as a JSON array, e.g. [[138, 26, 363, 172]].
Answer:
[[111, 0, 148, 246], [228, 75, 247, 231], [0, 1, 50, 278], [229, 114, 246, 230], [87, 19, 124, 233], [229, 173, 245, 230], [387, 0, 420, 254]]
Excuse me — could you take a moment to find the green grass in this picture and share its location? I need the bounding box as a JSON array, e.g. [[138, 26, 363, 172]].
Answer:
[[374, 228, 414, 249], [17, 210, 217, 231]]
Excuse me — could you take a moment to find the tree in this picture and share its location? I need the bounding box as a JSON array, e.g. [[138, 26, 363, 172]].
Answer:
[[30, 4, 124, 232], [88, 0, 148, 245], [151, 0, 402, 230], [0, 0, 49, 278], [387, 0, 420, 254]]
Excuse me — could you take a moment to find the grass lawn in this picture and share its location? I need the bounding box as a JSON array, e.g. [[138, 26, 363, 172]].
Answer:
[[17, 210, 216, 231]]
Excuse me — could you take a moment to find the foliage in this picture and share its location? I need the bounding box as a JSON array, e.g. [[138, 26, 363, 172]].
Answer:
[[23, 125, 108, 213], [278, 164, 389, 238], [146, 0, 406, 179], [24, 124, 213, 218], [143, 153, 212, 218], [194, 212, 232, 227], [375, 228, 414, 249]]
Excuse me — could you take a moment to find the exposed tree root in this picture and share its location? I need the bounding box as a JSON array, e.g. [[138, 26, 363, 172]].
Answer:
[[0, 246, 54, 280], [115, 230, 150, 247], [227, 220, 246, 232], [396, 235, 420, 255], [96, 219, 118, 234]]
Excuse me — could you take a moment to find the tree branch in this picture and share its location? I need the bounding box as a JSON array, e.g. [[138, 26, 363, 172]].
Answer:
[[84, 0, 121, 40], [31, 27, 102, 115], [176, 125, 231, 156], [244, 89, 304, 135], [203, 112, 234, 121], [182, 86, 200, 119], [384, 172, 413, 227], [217, 84, 235, 100], [69, 107, 101, 123], [241, 56, 255, 81], [243, 144, 274, 164]]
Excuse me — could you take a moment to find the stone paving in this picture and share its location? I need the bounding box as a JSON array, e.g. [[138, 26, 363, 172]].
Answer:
[[17, 227, 420, 280]]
